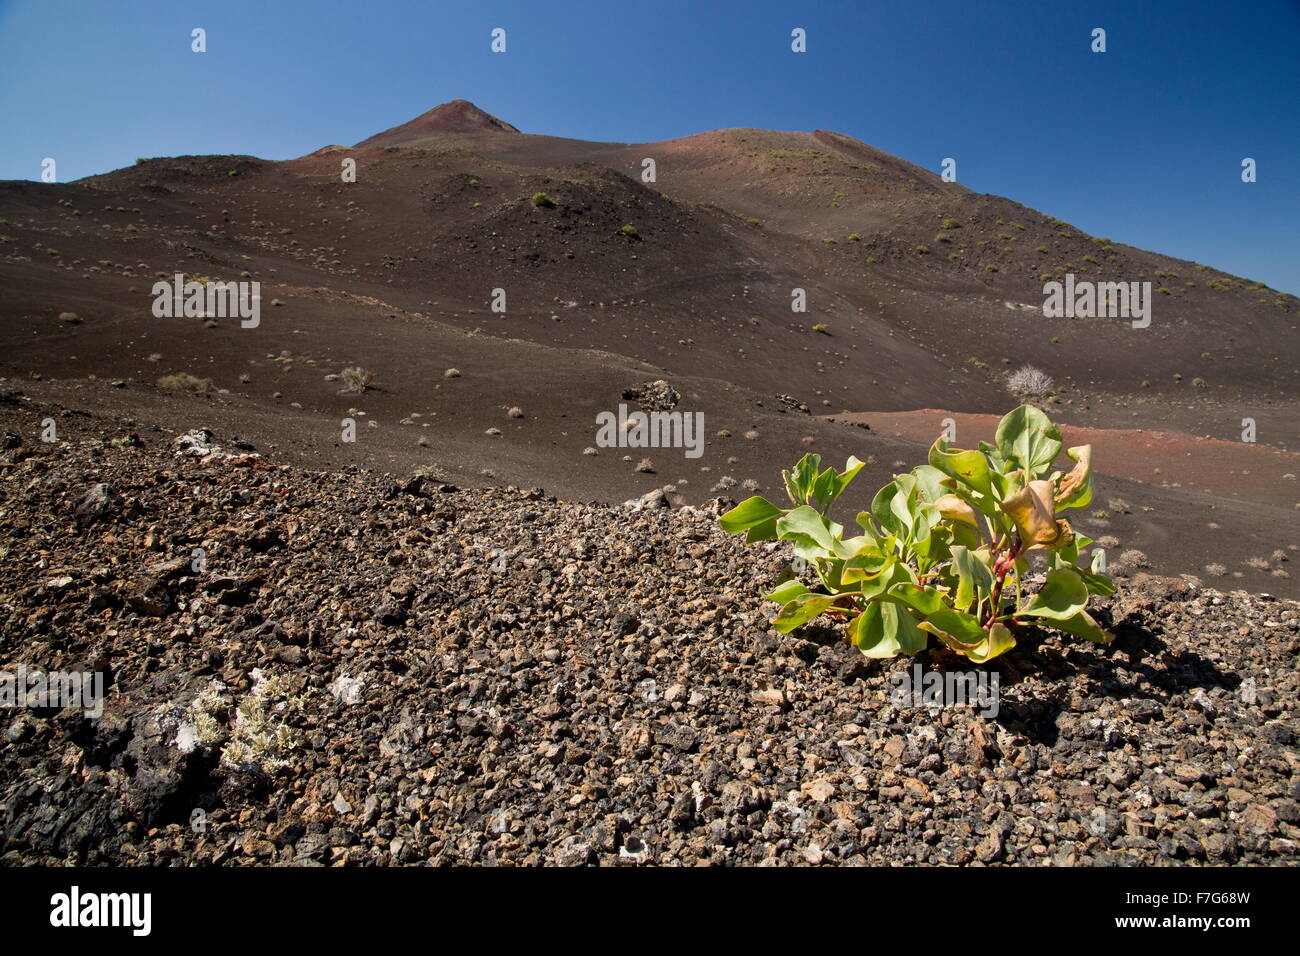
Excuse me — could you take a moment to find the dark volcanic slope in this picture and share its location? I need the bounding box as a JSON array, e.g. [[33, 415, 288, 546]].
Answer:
[[0, 100, 1296, 595], [1, 401, 1297, 866]]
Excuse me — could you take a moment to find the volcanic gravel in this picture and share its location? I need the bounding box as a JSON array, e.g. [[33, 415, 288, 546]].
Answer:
[[1, 404, 1298, 867]]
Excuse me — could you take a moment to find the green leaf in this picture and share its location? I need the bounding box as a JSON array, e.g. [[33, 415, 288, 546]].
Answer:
[[859, 559, 912, 600], [1051, 609, 1114, 644], [871, 480, 906, 538], [910, 464, 950, 504], [888, 475, 917, 537], [885, 602, 929, 655], [918, 610, 1017, 663], [775, 505, 839, 559], [841, 543, 893, 584], [910, 499, 940, 547], [816, 557, 850, 593], [772, 592, 842, 633], [783, 454, 821, 507], [812, 466, 837, 510], [849, 600, 928, 658], [833, 456, 867, 500], [948, 515, 983, 550], [995, 404, 1063, 477], [888, 582, 947, 617], [719, 496, 783, 535], [1079, 568, 1116, 597], [766, 580, 810, 604], [978, 440, 1007, 474], [928, 439, 994, 499], [1018, 568, 1088, 621], [854, 511, 883, 540], [951, 545, 994, 613]]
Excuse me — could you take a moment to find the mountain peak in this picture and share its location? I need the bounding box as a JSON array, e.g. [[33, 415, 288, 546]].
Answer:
[[356, 99, 519, 147]]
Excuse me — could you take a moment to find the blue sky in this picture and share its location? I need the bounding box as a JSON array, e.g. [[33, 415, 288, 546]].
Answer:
[[1, 0, 1296, 293]]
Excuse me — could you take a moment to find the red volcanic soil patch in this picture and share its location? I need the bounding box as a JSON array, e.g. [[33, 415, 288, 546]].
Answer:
[[829, 409, 1300, 598], [830, 409, 1300, 509]]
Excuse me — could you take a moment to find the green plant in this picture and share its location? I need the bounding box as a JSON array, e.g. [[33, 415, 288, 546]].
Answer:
[[619, 224, 640, 238], [158, 372, 214, 393], [719, 405, 1114, 663], [941, 217, 962, 229], [531, 192, 555, 208], [339, 366, 373, 394]]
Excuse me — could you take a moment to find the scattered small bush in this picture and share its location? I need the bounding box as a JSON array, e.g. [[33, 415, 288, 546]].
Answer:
[[1006, 364, 1053, 398], [339, 366, 374, 394], [158, 372, 214, 394], [530, 192, 555, 208], [1116, 550, 1150, 571]]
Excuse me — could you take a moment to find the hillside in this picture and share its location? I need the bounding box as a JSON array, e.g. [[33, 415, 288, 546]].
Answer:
[[0, 100, 1296, 596]]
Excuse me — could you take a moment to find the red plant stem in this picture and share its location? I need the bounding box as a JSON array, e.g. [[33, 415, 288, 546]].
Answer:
[[984, 538, 1022, 626]]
